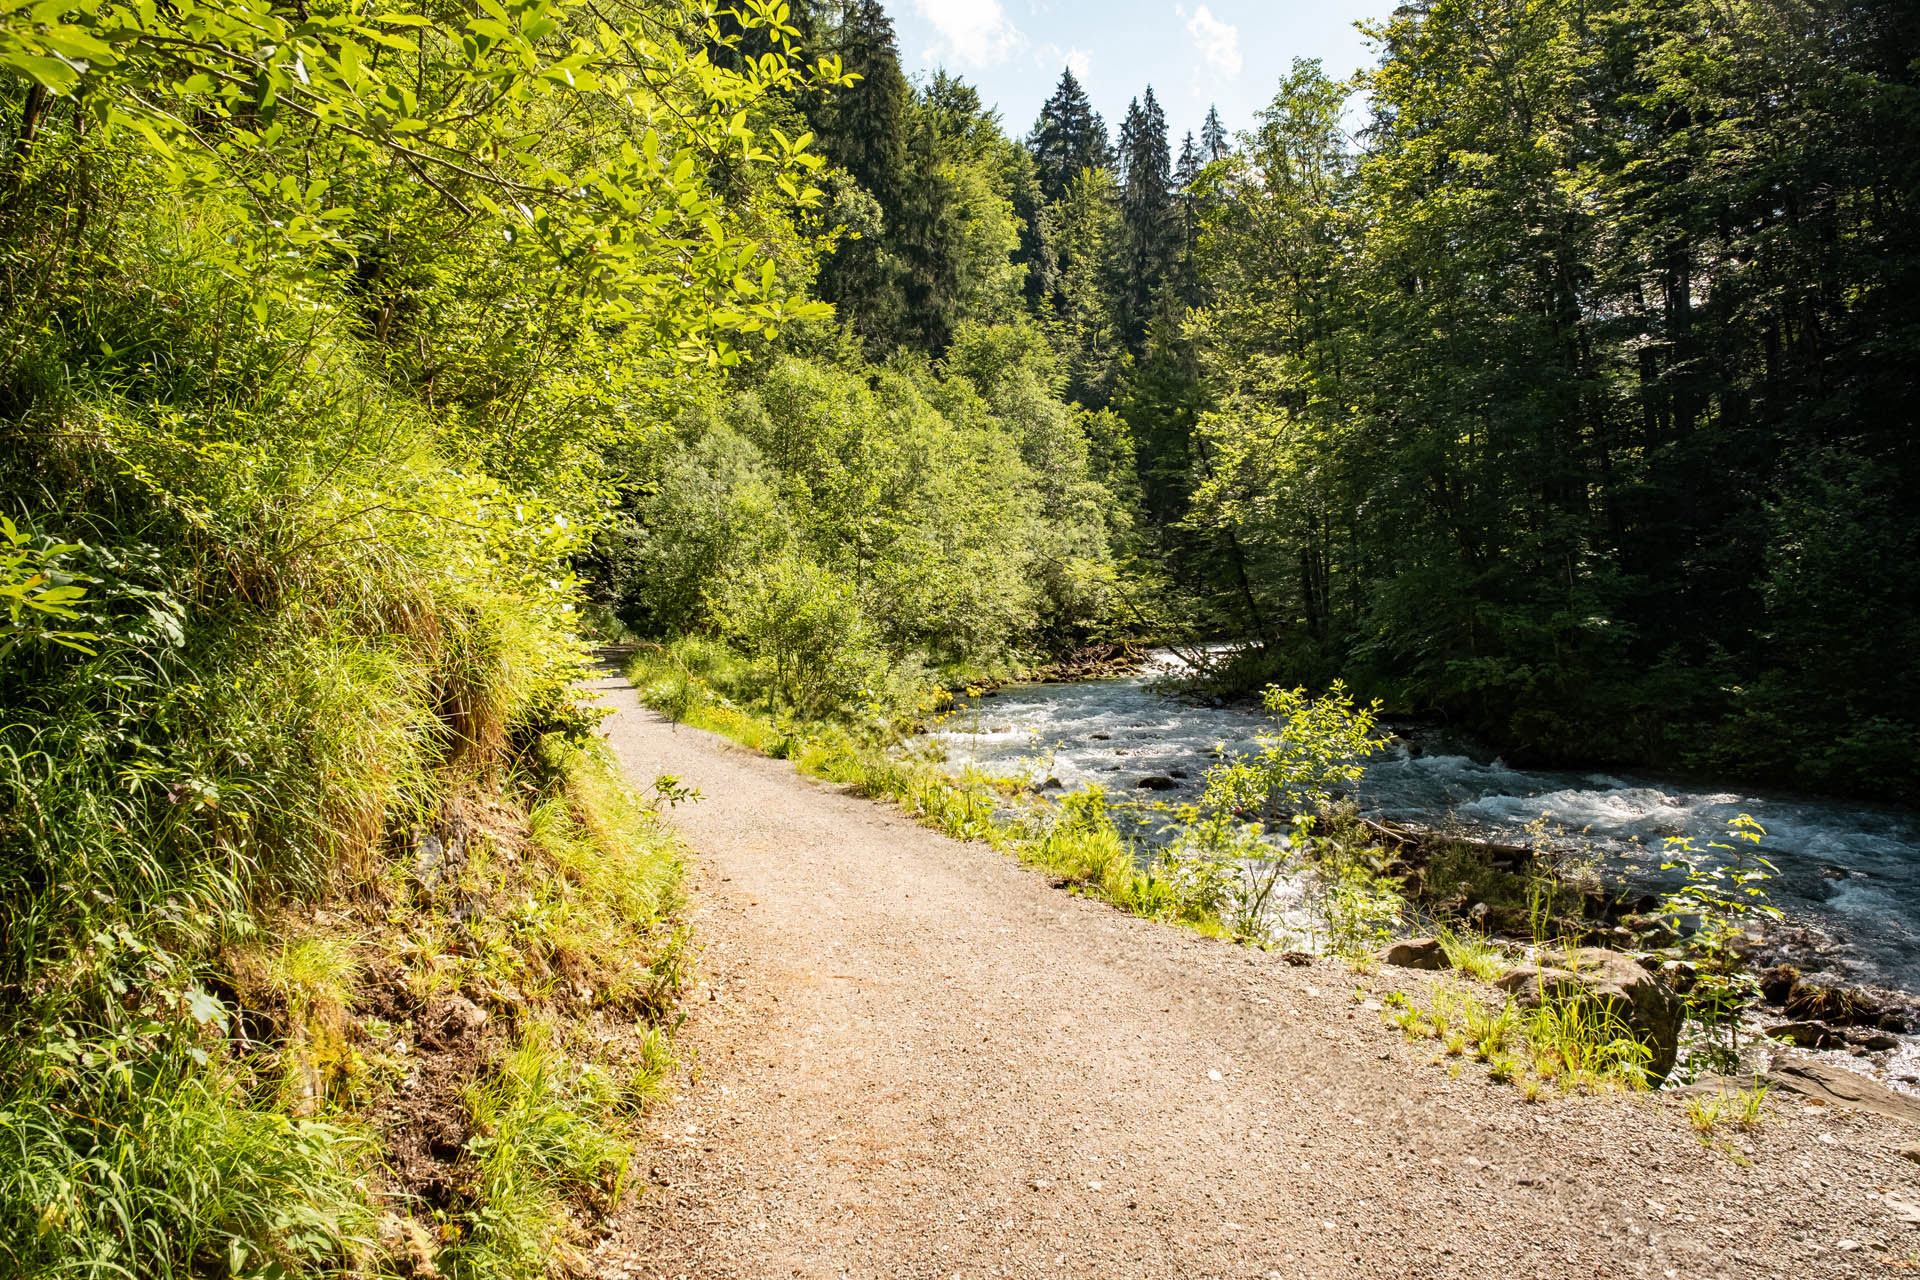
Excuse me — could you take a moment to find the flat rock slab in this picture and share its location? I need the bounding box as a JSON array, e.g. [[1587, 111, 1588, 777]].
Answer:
[[583, 671, 1920, 1279], [1768, 1059, 1920, 1126]]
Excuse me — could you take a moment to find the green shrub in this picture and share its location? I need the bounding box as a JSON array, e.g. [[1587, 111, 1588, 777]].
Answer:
[[713, 554, 880, 718]]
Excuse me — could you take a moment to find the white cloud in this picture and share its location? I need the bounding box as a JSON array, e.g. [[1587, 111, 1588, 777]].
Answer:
[[914, 0, 1023, 68], [1184, 4, 1242, 79], [1034, 42, 1092, 81]]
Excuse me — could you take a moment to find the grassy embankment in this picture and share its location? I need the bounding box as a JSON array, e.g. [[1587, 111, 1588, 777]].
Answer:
[[0, 128, 699, 1280], [4, 565, 693, 1278], [626, 638, 1233, 940], [3, 524, 694, 1279]]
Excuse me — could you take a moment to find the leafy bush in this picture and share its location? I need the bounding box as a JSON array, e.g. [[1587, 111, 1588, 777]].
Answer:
[[1656, 815, 1783, 1067], [1149, 810, 1285, 939], [1198, 681, 1385, 819], [713, 554, 878, 718]]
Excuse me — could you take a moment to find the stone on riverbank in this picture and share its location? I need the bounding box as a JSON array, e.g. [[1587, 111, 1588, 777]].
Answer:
[[1765, 1060, 1920, 1126], [1378, 938, 1449, 970], [1496, 947, 1684, 1084], [1765, 1021, 1837, 1050]]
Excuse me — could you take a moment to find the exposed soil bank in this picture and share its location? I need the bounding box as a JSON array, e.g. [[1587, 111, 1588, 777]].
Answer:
[[585, 671, 1920, 1279]]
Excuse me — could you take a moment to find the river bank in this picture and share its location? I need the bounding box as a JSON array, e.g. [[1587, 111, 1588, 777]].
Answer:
[[926, 659, 1920, 984], [918, 656, 1920, 1093], [624, 640, 1919, 1094]]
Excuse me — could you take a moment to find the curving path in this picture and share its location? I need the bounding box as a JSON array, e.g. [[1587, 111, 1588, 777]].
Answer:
[[584, 670, 1919, 1279]]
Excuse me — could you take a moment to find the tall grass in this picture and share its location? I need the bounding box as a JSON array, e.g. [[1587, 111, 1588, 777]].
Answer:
[[1385, 980, 1653, 1095], [446, 1022, 632, 1280], [0, 1065, 375, 1277], [0, 173, 682, 1280]]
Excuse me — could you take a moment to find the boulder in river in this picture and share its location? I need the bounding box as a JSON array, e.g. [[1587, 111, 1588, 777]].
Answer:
[[1378, 938, 1449, 971], [1135, 776, 1179, 791], [1496, 947, 1684, 1084]]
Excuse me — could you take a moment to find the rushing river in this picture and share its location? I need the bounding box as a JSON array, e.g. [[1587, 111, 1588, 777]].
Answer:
[[922, 658, 1920, 999]]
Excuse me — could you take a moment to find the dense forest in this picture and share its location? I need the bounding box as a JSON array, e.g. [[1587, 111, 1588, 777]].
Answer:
[[590, 0, 1920, 797], [1, 0, 1916, 1271]]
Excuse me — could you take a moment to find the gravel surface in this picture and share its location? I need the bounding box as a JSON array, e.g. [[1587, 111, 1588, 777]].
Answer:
[[586, 673, 1920, 1279]]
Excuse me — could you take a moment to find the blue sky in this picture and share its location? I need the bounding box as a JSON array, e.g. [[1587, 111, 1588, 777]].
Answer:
[[886, 0, 1394, 147]]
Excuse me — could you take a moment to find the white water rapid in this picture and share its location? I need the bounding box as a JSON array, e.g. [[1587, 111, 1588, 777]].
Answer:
[[922, 660, 1920, 998]]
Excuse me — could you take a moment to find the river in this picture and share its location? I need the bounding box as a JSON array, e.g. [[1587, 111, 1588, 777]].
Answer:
[[921, 658, 1920, 1000]]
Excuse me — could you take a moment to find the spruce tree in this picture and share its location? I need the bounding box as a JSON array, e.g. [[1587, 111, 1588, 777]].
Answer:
[[1173, 130, 1204, 280], [1113, 87, 1177, 349], [809, 0, 910, 214], [1175, 131, 1203, 194], [1201, 104, 1229, 160], [1029, 67, 1111, 205], [805, 0, 937, 352]]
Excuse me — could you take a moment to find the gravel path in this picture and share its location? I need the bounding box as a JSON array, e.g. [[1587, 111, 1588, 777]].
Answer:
[[586, 673, 1920, 1279]]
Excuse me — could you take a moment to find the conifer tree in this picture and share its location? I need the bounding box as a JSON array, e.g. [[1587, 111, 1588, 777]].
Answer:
[[806, 0, 954, 352], [809, 0, 911, 217], [1171, 131, 1206, 301], [1113, 87, 1177, 349], [1029, 67, 1112, 205], [1174, 131, 1204, 250], [1201, 104, 1230, 160], [1175, 131, 1203, 196]]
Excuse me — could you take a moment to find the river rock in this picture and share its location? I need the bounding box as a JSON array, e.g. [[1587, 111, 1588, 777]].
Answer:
[[1847, 1029, 1901, 1052], [1496, 947, 1684, 1083], [1759, 963, 1800, 1005], [1378, 938, 1449, 971], [1765, 1059, 1920, 1126], [1764, 1021, 1836, 1050], [1135, 776, 1179, 790], [1619, 913, 1680, 947]]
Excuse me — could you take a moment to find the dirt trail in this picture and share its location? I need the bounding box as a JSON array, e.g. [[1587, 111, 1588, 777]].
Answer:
[[585, 672, 1920, 1279]]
